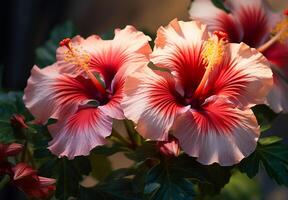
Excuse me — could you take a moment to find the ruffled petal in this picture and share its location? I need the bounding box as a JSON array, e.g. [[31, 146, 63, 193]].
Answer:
[[172, 97, 259, 166], [230, 0, 279, 47], [122, 66, 190, 141], [152, 19, 209, 93], [266, 74, 288, 113], [56, 35, 102, 73], [189, 0, 243, 42], [23, 64, 62, 124], [24, 64, 104, 124], [48, 107, 113, 159], [190, 0, 281, 47], [263, 41, 288, 74], [89, 26, 151, 88], [205, 42, 273, 107]]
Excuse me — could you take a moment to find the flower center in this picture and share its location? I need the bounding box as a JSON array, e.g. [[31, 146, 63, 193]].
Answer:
[[193, 31, 227, 98], [258, 9, 288, 52], [59, 38, 106, 95]]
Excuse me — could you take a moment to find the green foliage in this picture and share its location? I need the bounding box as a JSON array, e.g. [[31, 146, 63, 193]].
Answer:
[[79, 178, 142, 200], [144, 163, 195, 200], [89, 153, 112, 181], [211, 0, 230, 13], [252, 105, 277, 133], [239, 136, 288, 186], [0, 92, 31, 143], [204, 171, 261, 200], [35, 21, 77, 67], [55, 157, 91, 200]]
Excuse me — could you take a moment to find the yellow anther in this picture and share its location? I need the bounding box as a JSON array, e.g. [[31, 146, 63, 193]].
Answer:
[[193, 34, 226, 97], [202, 37, 225, 71], [62, 42, 106, 95], [258, 16, 288, 52], [271, 18, 288, 42]]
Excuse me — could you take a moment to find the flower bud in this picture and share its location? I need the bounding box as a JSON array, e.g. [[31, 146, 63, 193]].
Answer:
[[157, 135, 180, 157], [12, 163, 56, 198], [10, 114, 28, 129], [0, 143, 23, 162]]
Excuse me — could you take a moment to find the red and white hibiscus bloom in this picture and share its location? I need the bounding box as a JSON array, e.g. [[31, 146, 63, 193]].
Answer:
[[12, 163, 56, 199], [122, 19, 273, 166], [23, 26, 151, 159], [190, 0, 288, 113]]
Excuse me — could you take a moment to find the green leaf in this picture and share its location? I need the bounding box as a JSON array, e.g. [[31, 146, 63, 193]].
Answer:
[[125, 141, 159, 162], [239, 136, 288, 186], [39, 156, 91, 200], [148, 62, 171, 73], [89, 154, 112, 181], [252, 104, 277, 133], [211, 0, 230, 13], [0, 91, 30, 143], [204, 171, 261, 200], [79, 178, 142, 200], [144, 163, 195, 200], [35, 21, 77, 67], [169, 155, 231, 195]]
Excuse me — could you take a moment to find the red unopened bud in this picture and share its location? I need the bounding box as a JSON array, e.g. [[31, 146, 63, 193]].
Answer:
[[213, 30, 228, 41], [0, 143, 23, 162], [284, 9, 288, 16], [59, 38, 71, 48], [12, 163, 56, 199], [157, 135, 180, 157], [10, 114, 28, 129]]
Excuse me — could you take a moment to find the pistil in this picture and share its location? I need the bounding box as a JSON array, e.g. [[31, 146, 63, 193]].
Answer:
[[59, 38, 106, 95], [258, 10, 288, 52], [193, 31, 227, 97]]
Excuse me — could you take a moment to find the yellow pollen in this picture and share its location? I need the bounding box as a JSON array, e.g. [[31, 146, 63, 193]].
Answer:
[[63, 44, 106, 94], [258, 17, 288, 52], [193, 36, 226, 97], [202, 38, 225, 70], [271, 18, 288, 43]]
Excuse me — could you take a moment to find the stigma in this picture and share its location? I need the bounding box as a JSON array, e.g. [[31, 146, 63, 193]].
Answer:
[[258, 10, 288, 52], [59, 38, 106, 95]]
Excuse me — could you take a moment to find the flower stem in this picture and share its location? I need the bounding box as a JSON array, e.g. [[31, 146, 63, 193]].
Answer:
[[124, 120, 140, 149]]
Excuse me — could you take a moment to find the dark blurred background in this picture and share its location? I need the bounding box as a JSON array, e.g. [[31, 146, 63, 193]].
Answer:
[[1, 0, 288, 200], [0, 0, 191, 90]]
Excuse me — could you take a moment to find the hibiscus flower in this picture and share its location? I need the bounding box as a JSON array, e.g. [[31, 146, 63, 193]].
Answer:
[[122, 19, 273, 166], [23, 26, 151, 159], [189, 0, 288, 112]]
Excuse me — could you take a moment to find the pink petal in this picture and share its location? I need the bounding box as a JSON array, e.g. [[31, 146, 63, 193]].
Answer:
[[48, 107, 113, 159], [152, 19, 209, 93], [206, 42, 273, 107], [23, 64, 62, 124], [38, 176, 56, 187], [122, 66, 189, 141], [266, 75, 288, 113], [189, 0, 243, 42], [172, 97, 259, 166], [24, 64, 103, 124], [13, 163, 37, 180], [4, 143, 23, 157], [89, 26, 152, 88], [263, 41, 288, 75], [233, 0, 274, 47], [56, 35, 102, 73]]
